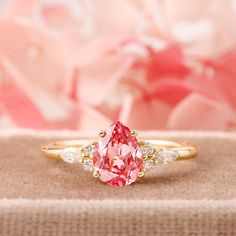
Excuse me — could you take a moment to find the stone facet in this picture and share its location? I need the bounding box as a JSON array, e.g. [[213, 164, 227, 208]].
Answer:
[[93, 121, 143, 187]]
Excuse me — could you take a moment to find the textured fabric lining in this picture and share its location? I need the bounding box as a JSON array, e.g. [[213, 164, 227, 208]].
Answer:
[[0, 199, 235, 236]]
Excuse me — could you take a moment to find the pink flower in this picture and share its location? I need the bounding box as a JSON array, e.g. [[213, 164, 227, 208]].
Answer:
[[0, 0, 235, 130]]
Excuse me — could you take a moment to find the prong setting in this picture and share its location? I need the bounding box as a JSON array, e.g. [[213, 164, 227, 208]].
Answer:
[[93, 170, 100, 178], [142, 154, 149, 161], [99, 130, 106, 137], [138, 171, 145, 178], [81, 153, 86, 159], [152, 159, 159, 165], [131, 129, 138, 137]]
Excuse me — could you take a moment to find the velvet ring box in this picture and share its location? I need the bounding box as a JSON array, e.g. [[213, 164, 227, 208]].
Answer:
[[0, 131, 235, 236]]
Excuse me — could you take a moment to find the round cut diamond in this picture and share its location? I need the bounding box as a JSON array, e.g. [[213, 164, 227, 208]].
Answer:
[[140, 142, 155, 156], [156, 148, 179, 164], [143, 160, 153, 171], [82, 144, 95, 156], [60, 147, 81, 164], [83, 159, 93, 171], [93, 121, 143, 187]]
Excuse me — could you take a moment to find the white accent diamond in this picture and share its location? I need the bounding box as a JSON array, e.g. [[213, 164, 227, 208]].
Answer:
[[83, 143, 95, 156], [140, 142, 155, 156], [143, 160, 153, 171], [156, 148, 179, 164], [83, 159, 93, 171], [60, 147, 81, 164]]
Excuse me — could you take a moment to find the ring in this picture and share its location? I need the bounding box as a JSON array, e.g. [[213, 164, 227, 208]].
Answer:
[[42, 121, 197, 187]]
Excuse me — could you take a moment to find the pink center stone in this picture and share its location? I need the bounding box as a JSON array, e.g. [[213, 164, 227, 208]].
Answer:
[[93, 121, 143, 187]]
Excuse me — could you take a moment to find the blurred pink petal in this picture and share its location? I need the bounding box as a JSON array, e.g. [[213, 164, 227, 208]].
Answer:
[[161, 0, 236, 58], [152, 75, 227, 106], [1, 0, 37, 18], [0, 112, 16, 129], [41, 4, 76, 28], [77, 103, 111, 131], [186, 69, 229, 104], [118, 93, 133, 124], [125, 97, 172, 130], [161, 0, 207, 22], [151, 79, 192, 106], [46, 105, 79, 130], [167, 93, 232, 130], [59, 35, 126, 70], [76, 36, 126, 66], [147, 46, 190, 80], [92, 0, 146, 34], [0, 20, 70, 94], [1, 56, 72, 125], [78, 52, 134, 105], [213, 51, 236, 108], [206, 0, 236, 57], [0, 84, 47, 129]]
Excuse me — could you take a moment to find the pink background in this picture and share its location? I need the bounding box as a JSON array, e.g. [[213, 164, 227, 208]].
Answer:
[[0, 0, 236, 131]]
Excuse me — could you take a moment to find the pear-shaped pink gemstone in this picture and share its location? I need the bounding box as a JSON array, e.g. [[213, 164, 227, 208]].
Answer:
[[93, 121, 143, 187]]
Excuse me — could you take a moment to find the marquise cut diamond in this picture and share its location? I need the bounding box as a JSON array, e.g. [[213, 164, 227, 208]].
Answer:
[[156, 148, 179, 164], [60, 147, 81, 164]]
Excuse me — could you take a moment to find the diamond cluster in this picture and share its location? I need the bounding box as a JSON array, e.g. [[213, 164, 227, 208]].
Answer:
[[140, 142, 155, 171], [140, 142, 179, 172]]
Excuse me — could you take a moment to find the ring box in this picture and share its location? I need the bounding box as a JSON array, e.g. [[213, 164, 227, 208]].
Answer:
[[0, 131, 235, 235]]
